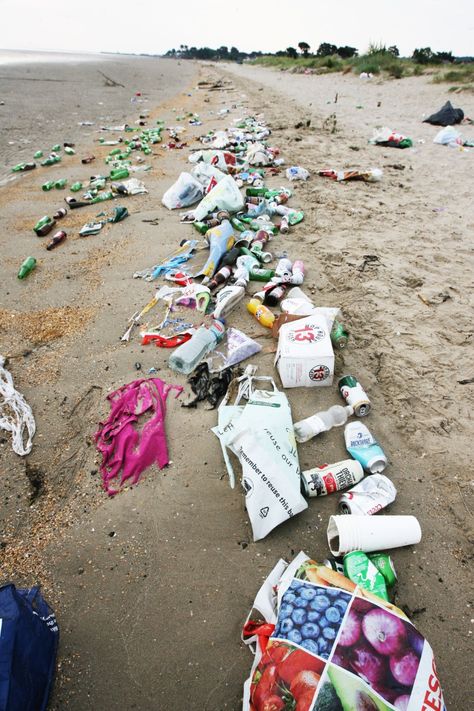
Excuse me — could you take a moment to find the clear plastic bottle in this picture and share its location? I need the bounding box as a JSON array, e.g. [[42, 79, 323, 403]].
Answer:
[[168, 320, 225, 375], [294, 404, 353, 443]]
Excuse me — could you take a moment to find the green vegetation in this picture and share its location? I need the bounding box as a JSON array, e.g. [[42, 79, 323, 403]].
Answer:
[[432, 64, 474, 84], [164, 41, 474, 83]]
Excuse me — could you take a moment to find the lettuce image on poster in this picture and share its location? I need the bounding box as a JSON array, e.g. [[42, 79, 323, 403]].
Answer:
[[272, 580, 351, 659], [313, 664, 394, 710], [332, 596, 424, 705]]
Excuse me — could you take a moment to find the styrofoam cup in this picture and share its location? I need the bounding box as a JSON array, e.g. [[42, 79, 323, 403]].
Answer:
[[327, 514, 422, 556]]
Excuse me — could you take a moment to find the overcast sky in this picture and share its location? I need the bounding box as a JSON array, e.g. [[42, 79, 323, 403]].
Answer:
[[1, 0, 473, 57]]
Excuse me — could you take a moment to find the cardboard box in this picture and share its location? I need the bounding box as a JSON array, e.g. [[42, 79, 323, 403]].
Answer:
[[275, 314, 334, 388]]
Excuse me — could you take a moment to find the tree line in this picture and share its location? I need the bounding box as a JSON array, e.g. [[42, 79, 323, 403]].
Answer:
[[165, 42, 467, 64]]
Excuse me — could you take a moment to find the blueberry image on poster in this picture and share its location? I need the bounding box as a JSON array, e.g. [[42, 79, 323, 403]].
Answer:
[[272, 580, 351, 659]]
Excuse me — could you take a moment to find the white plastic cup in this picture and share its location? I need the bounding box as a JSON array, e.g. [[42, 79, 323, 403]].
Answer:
[[327, 514, 422, 556]]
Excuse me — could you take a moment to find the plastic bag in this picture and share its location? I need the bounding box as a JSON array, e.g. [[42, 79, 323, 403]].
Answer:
[[162, 172, 204, 210], [191, 162, 227, 187], [243, 552, 446, 711], [212, 376, 307, 540], [188, 149, 237, 172], [433, 125, 462, 146], [0, 584, 59, 711], [192, 174, 244, 222], [0, 356, 36, 456], [286, 166, 310, 181]]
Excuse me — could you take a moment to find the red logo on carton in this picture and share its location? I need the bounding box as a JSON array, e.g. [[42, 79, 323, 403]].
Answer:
[[309, 365, 330, 382], [288, 324, 325, 343]]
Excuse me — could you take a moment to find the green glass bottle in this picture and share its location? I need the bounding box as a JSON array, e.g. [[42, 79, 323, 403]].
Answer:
[[18, 256, 37, 279], [91, 190, 114, 204], [109, 168, 129, 181], [11, 162, 36, 172]]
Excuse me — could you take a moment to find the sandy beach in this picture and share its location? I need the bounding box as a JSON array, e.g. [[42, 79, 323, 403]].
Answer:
[[0, 53, 473, 709]]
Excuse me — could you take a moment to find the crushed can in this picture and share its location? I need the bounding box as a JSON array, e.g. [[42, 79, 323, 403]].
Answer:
[[301, 459, 364, 497], [368, 552, 397, 588], [338, 374, 371, 416], [338, 473, 397, 515], [343, 551, 389, 601]]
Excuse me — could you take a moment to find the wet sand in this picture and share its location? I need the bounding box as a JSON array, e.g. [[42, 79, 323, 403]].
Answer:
[[0, 54, 473, 709]]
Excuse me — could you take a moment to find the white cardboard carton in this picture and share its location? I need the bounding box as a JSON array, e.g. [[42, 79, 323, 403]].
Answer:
[[275, 314, 334, 388]]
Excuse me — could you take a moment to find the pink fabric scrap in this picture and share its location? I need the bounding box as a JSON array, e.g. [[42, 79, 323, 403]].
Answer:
[[94, 377, 183, 496]]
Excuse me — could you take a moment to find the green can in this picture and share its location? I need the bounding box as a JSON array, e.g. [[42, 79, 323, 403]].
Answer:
[[367, 553, 397, 588], [51, 144, 61, 152], [331, 319, 349, 349], [54, 179, 67, 189], [42, 181, 55, 191], [34, 150, 43, 159], [70, 182, 83, 192], [343, 551, 389, 601], [338, 374, 371, 417], [64, 146, 75, 155]]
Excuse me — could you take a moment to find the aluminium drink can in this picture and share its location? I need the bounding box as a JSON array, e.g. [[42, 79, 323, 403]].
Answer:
[[338, 374, 371, 416], [368, 552, 397, 588], [301, 459, 364, 497], [338, 473, 397, 515], [331, 320, 349, 349]]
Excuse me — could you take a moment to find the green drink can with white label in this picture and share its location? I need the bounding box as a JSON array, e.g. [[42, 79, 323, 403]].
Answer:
[[338, 374, 371, 417], [343, 551, 389, 601]]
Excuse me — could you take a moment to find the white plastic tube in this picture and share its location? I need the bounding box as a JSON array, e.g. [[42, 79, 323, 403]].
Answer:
[[327, 514, 422, 556]]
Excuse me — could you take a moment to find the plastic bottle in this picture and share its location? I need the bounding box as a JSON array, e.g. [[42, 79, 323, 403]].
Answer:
[[169, 320, 225, 375], [294, 405, 354, 443], [18, 257, 37, 279], [247, 298, 275, 328], [344, 421, 387, 474], [46, 231, 66, 250]]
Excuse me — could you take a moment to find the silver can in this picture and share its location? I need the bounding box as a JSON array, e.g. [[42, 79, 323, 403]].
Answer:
[[301, 459, 364, 497], [338, 474, 397, 515]]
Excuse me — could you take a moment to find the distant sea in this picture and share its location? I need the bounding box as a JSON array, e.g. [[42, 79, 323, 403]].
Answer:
[[0, 49, 108, 66]]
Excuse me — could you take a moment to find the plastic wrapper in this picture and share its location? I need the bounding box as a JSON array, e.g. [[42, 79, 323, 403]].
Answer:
[[243, 552, 446, 711], [205, 327, 262, 372], [433, 126, 462, 146], [162, 172, 204, 210], [286, 166, 310, 181]]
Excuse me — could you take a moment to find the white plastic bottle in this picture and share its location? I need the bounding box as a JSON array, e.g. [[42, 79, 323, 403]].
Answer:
[[168, 320, 225, 375], [294, 405, 353, 443]]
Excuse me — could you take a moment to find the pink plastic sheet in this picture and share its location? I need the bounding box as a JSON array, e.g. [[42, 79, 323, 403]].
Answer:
[[94, 377, 182, 496]]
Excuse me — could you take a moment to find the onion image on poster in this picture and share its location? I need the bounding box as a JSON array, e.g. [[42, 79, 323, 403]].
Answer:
[[331, 596, 424, 706]]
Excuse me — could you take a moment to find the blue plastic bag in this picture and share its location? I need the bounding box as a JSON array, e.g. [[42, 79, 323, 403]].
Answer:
[[0, 584, 59, 711]]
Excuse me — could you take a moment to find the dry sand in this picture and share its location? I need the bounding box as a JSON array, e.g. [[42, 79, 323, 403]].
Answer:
[[0, 54, 473, 709]]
